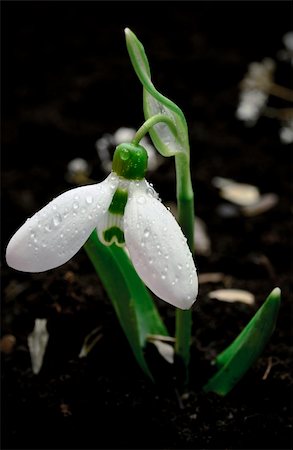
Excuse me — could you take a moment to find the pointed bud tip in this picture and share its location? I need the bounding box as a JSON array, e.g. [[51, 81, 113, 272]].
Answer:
[[271, 287, 281, 298], [124, 28, 132, 37]]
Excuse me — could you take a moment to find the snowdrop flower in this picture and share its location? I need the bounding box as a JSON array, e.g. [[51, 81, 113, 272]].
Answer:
[[6, 143, 198, 310]]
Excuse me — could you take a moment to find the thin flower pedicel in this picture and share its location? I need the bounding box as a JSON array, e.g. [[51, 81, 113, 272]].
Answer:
[[6, 143, 198, 310]]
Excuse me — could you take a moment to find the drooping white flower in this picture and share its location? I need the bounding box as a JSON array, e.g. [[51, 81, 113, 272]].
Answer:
[[6, 143, 198, 310]]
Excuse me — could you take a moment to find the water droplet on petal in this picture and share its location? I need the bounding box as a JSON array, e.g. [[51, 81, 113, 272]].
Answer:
[[177, 264, 182, 270], [73, 201, 79, 210], [141, 241, 145, 247], [144, 228, 150, 238], [86, 196, 93, 205], [52, 204, 57, 211], [161, 274, 166, 280], [149, 258, 153, 265], [42, 243, 47, 248], [45, 224, 52, 232], [53, 213, 62, 227], [137, 196, 146, 205]]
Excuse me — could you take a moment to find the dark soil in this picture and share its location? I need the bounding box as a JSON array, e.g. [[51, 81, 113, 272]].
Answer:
[[2, 2, 292, 449]]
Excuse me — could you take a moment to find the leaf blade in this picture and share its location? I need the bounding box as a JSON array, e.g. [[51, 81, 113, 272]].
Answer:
[[203, 288, 281, 396]]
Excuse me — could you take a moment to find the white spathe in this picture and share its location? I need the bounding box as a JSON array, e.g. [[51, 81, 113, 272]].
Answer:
[[6, 172, 198, 309]]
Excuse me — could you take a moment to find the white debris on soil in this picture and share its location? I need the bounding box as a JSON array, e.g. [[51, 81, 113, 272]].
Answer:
[[208, 289, 255, 305], [27, 319, 49, 374]]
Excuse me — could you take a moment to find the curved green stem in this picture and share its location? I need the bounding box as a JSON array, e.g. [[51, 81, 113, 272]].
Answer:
[[132, 114, 178, 146]]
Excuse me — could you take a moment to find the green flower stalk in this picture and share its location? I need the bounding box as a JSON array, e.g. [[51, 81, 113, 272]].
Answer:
[[125, 28, 195, 370]]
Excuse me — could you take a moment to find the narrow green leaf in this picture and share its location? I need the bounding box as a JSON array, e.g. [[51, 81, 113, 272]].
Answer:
[[84, 230, 169, 379], [110, 245, 169, 344], [203, 288, 281, 396], [125, 28, 189, 157]]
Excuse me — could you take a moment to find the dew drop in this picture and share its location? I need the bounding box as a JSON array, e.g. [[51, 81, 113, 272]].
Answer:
[[149, 258, 153, 265], [34, 247, 38, 252], [177, 264, 182, 270], [144, 229, 150, 238], [73, 201, 79, 210], [88, 214, 93, 220], [45, 224, 52, 232], [52, 204, 57, 211], [161, 274, 166, 280], [146, 187, 155, 197], [42, 243, 47, 248], [137, 196, 146, 205], [164, 266, 168, 273], [60, 233, 64, 239], [53, 213, 62, 227], [30, 231, 36, 239], [28, 243, 32, 248], [120, 149, 130, 160], [141, 241, 145, 247], [186, 263, 190, 269], [171, 280, 175, 286], [86, 195, 93, 205]]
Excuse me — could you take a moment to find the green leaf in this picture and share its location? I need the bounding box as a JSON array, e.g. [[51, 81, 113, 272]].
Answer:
[[83, 230, 169, 379], [203, 288, 281, 396], [125, 28, 189, 157]]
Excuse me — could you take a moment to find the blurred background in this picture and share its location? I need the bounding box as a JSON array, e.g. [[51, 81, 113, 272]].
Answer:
[[2, 2, 292, 449]]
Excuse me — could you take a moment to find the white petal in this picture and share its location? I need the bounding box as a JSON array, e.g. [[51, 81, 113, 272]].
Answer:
[[124, 182, 198, 309], [6, 174, 119, 272]]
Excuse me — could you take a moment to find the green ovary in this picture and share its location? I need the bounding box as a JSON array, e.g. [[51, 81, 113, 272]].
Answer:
[[112, 143, 148, 180], [103, 226, 125, 245]]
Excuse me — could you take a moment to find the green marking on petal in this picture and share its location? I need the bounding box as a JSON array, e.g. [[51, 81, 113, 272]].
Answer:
[[108, 188, 128, 215], [103, 226, 125, 245]]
